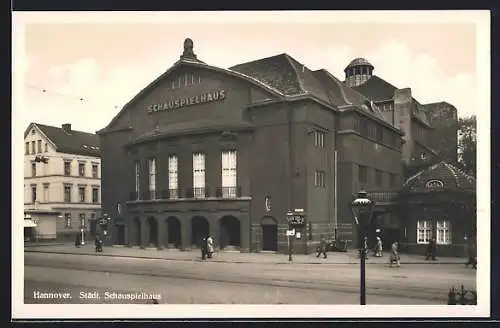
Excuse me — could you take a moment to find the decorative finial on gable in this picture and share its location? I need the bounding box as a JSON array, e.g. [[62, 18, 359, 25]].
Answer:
[[180, 38, 197, 60]]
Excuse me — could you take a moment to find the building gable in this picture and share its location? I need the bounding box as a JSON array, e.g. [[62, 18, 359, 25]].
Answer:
[[100, 60, 282, 135]]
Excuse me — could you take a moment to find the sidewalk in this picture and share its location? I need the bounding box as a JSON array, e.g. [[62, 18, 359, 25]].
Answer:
[[24, 243, 468, 265]]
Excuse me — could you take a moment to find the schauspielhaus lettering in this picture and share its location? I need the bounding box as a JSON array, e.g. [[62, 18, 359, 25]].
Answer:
[[147, 89, 226, 114]]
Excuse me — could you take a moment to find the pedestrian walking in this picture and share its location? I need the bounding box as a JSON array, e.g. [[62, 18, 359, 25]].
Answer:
[[425, 238, 437, 260], [94, 236, 103, 252], [316, 235, 328, 259], [207, 235, 215, 259], [389, 241, 400, 267], [201, 237, 207, 260], [375, 237, 383, 257], [75, 233, 81, 248], [465, 243, 477, 269]]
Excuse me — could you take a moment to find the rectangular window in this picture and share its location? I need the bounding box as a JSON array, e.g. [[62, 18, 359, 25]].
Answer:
[[417, 220, 433, 244], [79, 213, 86, 228], [37, 140, 42, 153], [65, 213, 72, 228], [78, 163, 86, 177], [148, 158, 156, 199], [193, 152, 206, 198], [64, 185, 72, 203], [314, 170, 325, 188], [436, 220, 451, 245], [134, 161, 140, 200], [168, 155, 178, 199], [31, 141, 35, 154], [31, 185, 37, 203], [92, 187, 99, 203], [358, 165, 368, 184], [31, 163, 36, 177], [25, 142, 29, 155], [44, 143, 48, 152], [314, 130, 325, 148], [375, 169, 383, 186], [43, 184, 49, 203], [221, 150, 237, 198], [64, 161, 71, 176], [78, 186, 86, 203], [92, 164, 98, 178]]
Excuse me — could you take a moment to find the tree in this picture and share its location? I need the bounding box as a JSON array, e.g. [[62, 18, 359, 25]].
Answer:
[[457, 115, 476, 177]]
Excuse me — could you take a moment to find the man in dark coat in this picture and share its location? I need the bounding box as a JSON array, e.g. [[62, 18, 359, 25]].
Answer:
[[316, 235, 327, 259], [425, 238, 437, 260], [465, 243, 477, 269], [75, 233, 81, 248]]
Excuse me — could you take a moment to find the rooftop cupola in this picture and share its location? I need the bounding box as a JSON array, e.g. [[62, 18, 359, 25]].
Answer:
[[344, 57, 374, 87]]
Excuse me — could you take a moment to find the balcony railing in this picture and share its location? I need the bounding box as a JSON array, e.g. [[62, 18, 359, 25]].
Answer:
[[215, 186, 242, 198], [185, 187, 210, 199], [128, 186, 243, 201], [366, 191, 400, 203]]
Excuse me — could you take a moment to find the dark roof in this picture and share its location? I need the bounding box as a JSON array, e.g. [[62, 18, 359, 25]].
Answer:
[[344, 57, 374, 71], [229, 54, 302, 96], [352, 75, 398, 102], [404, 161, 475, 191], [229, 54, 389, 122], [27, 123, 100, 157]]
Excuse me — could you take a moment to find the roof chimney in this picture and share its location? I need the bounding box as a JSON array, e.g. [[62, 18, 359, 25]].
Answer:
[[62, 123, 72, 133]]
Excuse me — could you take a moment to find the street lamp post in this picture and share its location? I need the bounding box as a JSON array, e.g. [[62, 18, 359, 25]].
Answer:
[[351, 189, 375, 306], [286, 211, 294, 262]]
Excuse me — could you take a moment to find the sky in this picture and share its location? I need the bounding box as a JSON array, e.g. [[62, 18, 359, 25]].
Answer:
[[14, 11, 487, 134]]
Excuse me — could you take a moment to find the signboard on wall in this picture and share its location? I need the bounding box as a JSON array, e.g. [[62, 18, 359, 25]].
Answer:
[[147, 89, 226, 114]]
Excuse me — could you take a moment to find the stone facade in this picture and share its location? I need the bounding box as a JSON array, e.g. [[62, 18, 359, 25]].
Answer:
[[98, 40, 405, 254]]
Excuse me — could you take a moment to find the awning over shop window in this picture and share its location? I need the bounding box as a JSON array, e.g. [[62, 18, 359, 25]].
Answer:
[[24, 219, 37, 228]]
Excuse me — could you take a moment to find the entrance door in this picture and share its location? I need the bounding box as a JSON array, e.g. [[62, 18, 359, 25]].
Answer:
[[262, 225, 278, 251], [116, 226, 125, 245]]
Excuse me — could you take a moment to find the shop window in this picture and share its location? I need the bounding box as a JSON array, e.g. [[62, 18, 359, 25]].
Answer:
[[417, 220, 433, 244], [436, 220, 451, 245]]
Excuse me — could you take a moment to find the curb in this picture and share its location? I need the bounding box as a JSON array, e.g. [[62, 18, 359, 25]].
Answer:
[[24, 243, 67, 248], [24, 249, 467, 265]]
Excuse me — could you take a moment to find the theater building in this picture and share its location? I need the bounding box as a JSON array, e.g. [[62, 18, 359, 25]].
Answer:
[[98, 38, 459, 253]]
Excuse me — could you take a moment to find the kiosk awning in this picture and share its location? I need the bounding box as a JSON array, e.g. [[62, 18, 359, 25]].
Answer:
[[24, 219, 37, 228]]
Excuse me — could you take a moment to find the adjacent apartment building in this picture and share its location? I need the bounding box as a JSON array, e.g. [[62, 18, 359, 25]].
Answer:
[[23, 123, 102, 242]]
